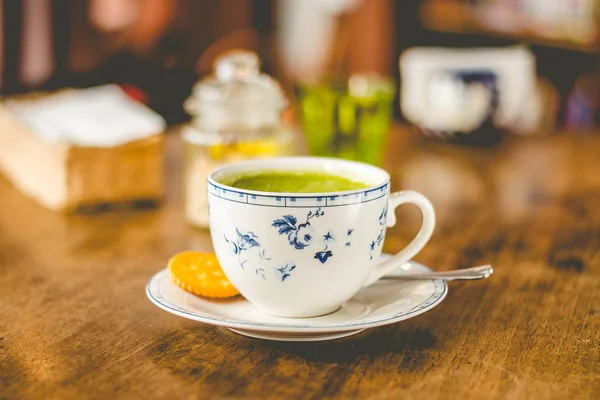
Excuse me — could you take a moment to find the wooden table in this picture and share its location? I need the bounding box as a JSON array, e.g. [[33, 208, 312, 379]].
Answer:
[[1, 127, 599, 399]]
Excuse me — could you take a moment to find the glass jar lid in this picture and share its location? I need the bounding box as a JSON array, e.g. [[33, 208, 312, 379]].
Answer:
[[185, 50, 288, 118]]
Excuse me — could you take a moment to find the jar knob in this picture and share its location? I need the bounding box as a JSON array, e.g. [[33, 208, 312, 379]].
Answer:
[[215, 50, 260, 81]]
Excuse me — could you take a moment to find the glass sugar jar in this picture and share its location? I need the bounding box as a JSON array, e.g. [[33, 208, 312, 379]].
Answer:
[[182, 51, 293, 228]]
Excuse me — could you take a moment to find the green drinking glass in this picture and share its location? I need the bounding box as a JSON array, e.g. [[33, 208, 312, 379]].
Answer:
[[296, 74, 395, 166]]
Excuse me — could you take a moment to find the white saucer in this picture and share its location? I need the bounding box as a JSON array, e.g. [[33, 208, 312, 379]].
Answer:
[[146, 257, 447, 342], [228, 328, 366, 342]]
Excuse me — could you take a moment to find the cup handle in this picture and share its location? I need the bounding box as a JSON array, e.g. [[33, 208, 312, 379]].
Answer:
[[363, 190, 436, 286]]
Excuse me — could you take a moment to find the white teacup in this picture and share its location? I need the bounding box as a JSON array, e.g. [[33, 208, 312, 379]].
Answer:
[[208, 157, 435, 318]]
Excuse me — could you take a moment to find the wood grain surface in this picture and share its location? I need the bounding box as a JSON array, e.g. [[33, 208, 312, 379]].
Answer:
[[1, 126, 599, 400]]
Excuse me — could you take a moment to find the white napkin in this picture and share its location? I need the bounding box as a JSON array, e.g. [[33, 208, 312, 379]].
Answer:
[[5, 85, 166, 147]]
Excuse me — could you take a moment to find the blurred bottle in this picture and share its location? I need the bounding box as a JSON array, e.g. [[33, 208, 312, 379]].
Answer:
[[182, 51, 294, 229], [1, 0, 56, 93], [565, 72, 599, 132]]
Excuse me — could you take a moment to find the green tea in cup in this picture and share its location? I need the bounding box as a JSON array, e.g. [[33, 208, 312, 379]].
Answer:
[[220, 171, 369, 193]]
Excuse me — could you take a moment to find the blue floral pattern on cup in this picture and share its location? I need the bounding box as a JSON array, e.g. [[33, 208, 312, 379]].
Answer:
[[313, 232, 335, 263], [370, 203, 388, 260], [223, 206, 371, 281], [225, 229, 260, 255], [314, 246, 333, 264], [345, 229, 354, 247], [276, 263, 296, 281], [224, 229, 267, 278], [272, 208, 325, 250]]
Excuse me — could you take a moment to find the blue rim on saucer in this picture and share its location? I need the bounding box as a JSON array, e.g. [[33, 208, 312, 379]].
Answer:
[[146, 260, 448, 334]]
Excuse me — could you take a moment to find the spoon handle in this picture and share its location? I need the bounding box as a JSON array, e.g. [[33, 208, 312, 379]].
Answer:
[[382, 265, 494, 281]]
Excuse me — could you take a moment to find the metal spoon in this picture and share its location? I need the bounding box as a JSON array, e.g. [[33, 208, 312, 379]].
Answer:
[[382, 265, 493, 281]]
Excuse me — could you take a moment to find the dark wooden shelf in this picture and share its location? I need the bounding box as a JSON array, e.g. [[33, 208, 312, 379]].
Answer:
[[419, 1, 599, 54]]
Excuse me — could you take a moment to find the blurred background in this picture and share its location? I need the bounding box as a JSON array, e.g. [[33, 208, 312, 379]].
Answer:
[[1, 0, 599, 130], [1, 0, 600, 226]]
